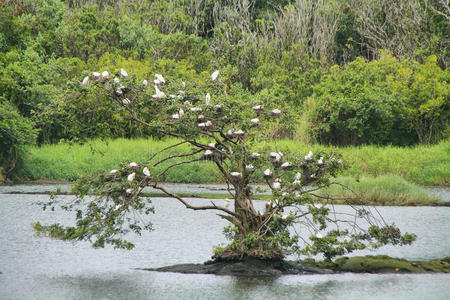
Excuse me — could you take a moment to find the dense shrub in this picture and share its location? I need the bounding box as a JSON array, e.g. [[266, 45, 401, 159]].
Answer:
[[304, 54, 449, 146], [0, 102, 37, 178]]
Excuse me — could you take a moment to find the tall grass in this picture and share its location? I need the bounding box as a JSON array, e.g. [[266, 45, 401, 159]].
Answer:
[[319, 176, 440, 206], [19, 138, 449, 186]]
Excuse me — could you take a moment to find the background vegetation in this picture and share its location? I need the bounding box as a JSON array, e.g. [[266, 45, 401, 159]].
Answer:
[[0, 0, 448, 181]]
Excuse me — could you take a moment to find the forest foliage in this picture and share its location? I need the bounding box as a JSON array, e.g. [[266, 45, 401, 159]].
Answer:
[[0, 0, 449, 174]]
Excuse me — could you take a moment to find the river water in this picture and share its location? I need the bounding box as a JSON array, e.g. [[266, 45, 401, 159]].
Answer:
[[0, 185, 449, 299]]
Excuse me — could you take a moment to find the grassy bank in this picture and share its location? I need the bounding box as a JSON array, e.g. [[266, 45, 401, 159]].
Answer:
[[19, 138, 449, 186], [318, 176, 441, 206]]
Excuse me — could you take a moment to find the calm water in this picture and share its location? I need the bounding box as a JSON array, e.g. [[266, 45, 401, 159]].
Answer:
[[0, 188, 449, 300]]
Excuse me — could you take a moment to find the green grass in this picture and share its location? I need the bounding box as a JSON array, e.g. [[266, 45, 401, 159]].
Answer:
[[18, 138, 449, 186], [318, 175, 442, 206]]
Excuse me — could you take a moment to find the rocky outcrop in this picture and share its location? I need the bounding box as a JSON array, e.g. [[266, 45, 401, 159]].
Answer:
[[138, 258, 333, 276]]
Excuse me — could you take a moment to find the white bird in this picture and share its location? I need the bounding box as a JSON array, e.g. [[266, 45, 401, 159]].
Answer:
[[122, 98, 131, 105], [109, 169, 118, 175], [282, 215, 288, 220], [92, 72, 101, 79], [143, 167, 151, 177], [272, 181, 281, 189], [152, 85, 166, 99], [270, 152, 282, 162], [250, 118, 260, 125], [169, 94, 176, 99], [114, 77, 120, 83], [172, 113, 180, 120], [252, 105, 263, 111], [179, 108, 184, 117], [315, 232, 324, 239], [116, 88, 123, 96], [224, 198, 231, 208], [295, 172, 301, 181], [155, 74, 165, 84], [263, 169, 272, 177], [245, 165, 254, 171], [205, 93, 211, 105], [198, 122, 206, 128], [126, 188, 134, 194], [234, 130, 244, 136], [182, 82, 186, 88], [205, 120, 213, 128], [184, 101, 192, 106], [143, 79, 148, 86], [230, 172, 242, 177], [129, 162, 138, 168], [251, 152, 261, 157], [101, 70, 109, 78], [314, 203, 323, 209], [82, 76, 89, 86], [227, 129, 234, 136], [281, 162, 292, 169], [204, 150, 213, 156], [154, 79, 162, 85], [211, 70, 219, 81], [190, 107, 202, 112], [318, 157, 324, 165], [272, 109, 281, 116], [127, 172, 136, 182], [208, 143, 216, 148], [120, 68, 128, 77], [305, 151, 313, 161], [215, 104, 222, 110]]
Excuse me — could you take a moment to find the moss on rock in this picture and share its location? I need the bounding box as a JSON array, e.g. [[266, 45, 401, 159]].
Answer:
[[299, 255, 450, 273]]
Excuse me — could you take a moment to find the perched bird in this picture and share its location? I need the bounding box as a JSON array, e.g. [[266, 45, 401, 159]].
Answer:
[[92, 72, 101, 79], [82, 76, 89, 86], [263, 168, 272, 177], [152, 85, 166, 99], [205, 93, 211, 105], [101, 71, 109, 78], [127, 172, 136, 182], [304, 151, 313, 161], [211, 70, 219, 81], [230, 172, 242, 177], [155, 74, 165, 84], [143, 79, 148, 86], [122, 98, 131, 105], [129, 162, 138, 168], [120, 68, 128, 77], [143, 167, 151, 177]]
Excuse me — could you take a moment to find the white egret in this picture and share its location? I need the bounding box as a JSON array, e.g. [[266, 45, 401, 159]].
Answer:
[[315, 232, 324, 239], [208, 142, 216, 148], [190, 107, 202, 112], [155, 74, 165, 84], [211, 70, 219, 81], [205, 93, 211, 105], [114, 77, 120, 83], [126, 188, 133, 194], [92, 72, 101, 79], [129, 162, 138, 168], [272, 109, 281, 116], [143, 79, 148, 86], [143, 167, 151, 177], [109, 169, 118, 175], [304, 151, 313, 161], [127, 172, 136, 182], [318, 157, 324, 165], [82, 76, 89, 86], [250, 118, 260, 124], [252, 105, 263, 111], [120, 68, 128, 77], [251, 152, 260, 157], [172, 113, 180, 120], [179, 108, 184, 117], [205, 120, 212, 128], [234, 129, 244, 136], [204, 150, 213, 156], [272, 181, 281, 189], [152, 85, 166, 99], [122, 98, 131, 105], [101, 71, 109, 78], [281, 162, 292, 169], [230, 172, 242, 177], [263, 168, 272, 177], [245, 165, 254, 171]]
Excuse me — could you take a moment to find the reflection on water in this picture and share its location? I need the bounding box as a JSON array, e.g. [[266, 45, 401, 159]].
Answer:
[[0, 191, 449, 299]]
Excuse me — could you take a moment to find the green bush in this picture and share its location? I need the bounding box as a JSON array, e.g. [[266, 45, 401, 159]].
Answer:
[[0, 102, 37, 178], [304, 54, 449, 146]]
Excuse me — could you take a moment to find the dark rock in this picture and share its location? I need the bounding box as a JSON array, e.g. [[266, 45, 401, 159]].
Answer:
[[138, 258, 333, 276]]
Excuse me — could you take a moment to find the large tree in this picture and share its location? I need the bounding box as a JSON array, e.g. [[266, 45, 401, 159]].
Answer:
[[34, 69, 415, 261]]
